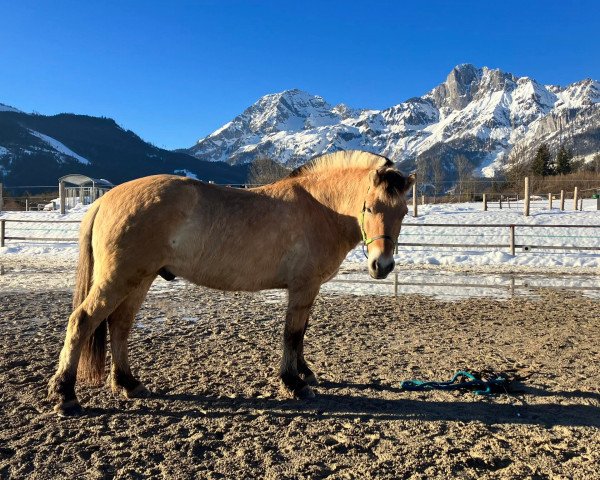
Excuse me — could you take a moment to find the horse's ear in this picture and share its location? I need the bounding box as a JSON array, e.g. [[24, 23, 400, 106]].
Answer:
[[370, 166, 393, 186], [368, 169, 381, 186]]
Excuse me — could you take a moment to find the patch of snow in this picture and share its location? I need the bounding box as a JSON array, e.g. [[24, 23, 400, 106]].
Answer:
[[0, 103, 21, 113], [342, 200, 600, 272], [555, 80, 600, 109], [28, 130, 90, 165], [174, 169, 199, 180]]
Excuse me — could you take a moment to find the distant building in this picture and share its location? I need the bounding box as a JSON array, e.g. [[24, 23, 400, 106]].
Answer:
[[58, 174, 113, 213]]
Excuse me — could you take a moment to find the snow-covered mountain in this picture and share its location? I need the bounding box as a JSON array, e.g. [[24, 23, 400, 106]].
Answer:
[[186, 64, 600, 178], [0, 103, 21, 113]]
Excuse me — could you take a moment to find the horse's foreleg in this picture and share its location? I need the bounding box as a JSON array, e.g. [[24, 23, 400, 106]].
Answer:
[[280, 287, 318, 399], [48, 283, 129, 415], [108, 279, 153, 399], [297, 321, 318, 386]]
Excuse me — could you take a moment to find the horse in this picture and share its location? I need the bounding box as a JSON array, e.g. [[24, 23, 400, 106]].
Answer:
[[48, 150, 415, 415]]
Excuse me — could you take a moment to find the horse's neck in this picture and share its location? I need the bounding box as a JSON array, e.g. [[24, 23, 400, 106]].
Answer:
[[293, 170, 369, 218], [283, 170, 368, 251]]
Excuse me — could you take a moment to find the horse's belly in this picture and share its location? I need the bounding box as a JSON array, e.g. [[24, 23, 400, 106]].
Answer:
[[189, 268, 285, 291], [168, 252, 287, 292], [166, 222, 317, 292]]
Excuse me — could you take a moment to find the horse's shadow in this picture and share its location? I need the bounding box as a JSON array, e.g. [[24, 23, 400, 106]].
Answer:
[[90, 379, 600, 428]]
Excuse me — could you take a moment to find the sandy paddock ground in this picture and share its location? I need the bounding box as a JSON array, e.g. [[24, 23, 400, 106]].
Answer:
[[0, 258, 599, 479]]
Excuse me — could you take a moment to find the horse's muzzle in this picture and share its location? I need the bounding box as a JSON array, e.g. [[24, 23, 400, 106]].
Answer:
[[369, 257, 395, 279]]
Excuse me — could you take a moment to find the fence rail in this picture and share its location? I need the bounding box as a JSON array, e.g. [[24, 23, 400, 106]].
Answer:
[[399, 223, 599, 255], [330, 274, 600, 297], [0, 218, 80, 246], [1, 218, 598, 254], [0, 218, 81, 223]]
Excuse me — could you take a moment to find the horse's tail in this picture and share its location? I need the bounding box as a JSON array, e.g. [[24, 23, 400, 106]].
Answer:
[[74, 200, 106, 385]]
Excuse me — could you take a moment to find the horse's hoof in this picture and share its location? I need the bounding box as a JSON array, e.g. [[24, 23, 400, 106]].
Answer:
[[125, 383, 151, 399], [304, 373, 319, 386], [295, 385, 315, 400], [54, 400, 83, 417]]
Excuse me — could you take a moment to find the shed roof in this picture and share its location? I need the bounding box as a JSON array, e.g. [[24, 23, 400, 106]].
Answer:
[[58, 174, 114, 187]]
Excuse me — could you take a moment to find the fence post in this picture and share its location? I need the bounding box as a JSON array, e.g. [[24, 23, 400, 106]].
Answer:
[[421, 194, 425, 206], [509, 225, 515, 255], [394, 273, 398, 296], [579, 197, 583, 211], [59, 181, 66, 215], [0, 220, 5, 248], [573, 187, 578, 210], [483, 193, 487, 211], [0, 183, 3, 212], [499, 195, 503, 209], [560, 190, 565, 211], [548, 193, 552, 210], [597, 193, 600, 211], [412, 183, 417, 217], [524, 177, 530, 217]]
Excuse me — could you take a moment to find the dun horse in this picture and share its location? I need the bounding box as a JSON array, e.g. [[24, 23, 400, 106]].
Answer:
[[48, 150, 415, 415]]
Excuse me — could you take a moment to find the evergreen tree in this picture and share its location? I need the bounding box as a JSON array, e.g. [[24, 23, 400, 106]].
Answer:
[[248, 156, 290, 185], [531, 143, 553, 176], [555, 145, 573, 175]]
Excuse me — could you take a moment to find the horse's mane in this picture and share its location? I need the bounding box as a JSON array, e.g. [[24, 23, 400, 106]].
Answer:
[[289, 150, 393, 178], [287, 150, 412, 199]]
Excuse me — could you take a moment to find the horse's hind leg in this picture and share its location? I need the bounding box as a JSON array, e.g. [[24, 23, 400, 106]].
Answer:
[[48, 282, 129, 415], [280, 286, 319, 399], [108, 278, 154, 399]]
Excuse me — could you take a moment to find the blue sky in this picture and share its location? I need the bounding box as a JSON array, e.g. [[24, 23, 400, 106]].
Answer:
[[1, 0, 598, 149]]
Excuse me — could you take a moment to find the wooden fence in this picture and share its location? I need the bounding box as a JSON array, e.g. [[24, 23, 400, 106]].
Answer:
[[398, 223, 600, 255], [478, 179, 600, 215], [0, 218, 80, 246], [2, 218, 598, 299], [1, 218, 598, 255]]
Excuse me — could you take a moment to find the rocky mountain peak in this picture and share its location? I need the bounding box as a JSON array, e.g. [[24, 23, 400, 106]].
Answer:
[[430, 64, 483, 111], [241, 88, 338, 135], [185, 64, 600, 180]]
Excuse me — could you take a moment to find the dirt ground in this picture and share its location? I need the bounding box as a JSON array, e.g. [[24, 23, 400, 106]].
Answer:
[[1, 260, 599, 479]]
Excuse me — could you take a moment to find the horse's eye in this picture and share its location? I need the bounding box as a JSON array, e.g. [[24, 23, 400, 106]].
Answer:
[[365, 207, 373, 214]]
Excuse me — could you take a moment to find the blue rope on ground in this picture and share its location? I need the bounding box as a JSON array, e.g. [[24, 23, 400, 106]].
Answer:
[[400, 370, 509, 395]]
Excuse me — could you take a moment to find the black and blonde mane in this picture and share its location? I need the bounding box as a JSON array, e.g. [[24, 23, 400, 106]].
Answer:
[[290, 150, 410, 199], [289, 150, 393, 178]]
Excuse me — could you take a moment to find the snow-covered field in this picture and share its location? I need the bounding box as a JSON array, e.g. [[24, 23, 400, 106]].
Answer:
[[349, 199, 600, 271], [1, 199, 598, 269]]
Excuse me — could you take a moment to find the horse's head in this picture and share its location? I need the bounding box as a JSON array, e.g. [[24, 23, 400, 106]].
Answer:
[[360, 167, 415, 279]]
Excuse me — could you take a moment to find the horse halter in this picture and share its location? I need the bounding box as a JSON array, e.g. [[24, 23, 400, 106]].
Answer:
[[359, 187, 394, 259]]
